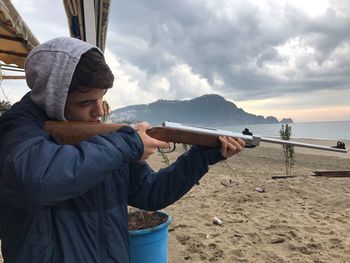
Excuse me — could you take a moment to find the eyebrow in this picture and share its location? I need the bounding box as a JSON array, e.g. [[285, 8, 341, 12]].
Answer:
[[76, 98, 98, 104]]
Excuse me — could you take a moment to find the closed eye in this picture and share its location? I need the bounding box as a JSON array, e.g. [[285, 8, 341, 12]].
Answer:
[[77, 100, 96, 106]]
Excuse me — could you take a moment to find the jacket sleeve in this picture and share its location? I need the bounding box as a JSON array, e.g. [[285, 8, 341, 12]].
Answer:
[[0, 122, 143, 209], [128, 145, 224, 211]]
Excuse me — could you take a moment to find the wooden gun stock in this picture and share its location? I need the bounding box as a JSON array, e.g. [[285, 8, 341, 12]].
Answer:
[[44, 121, 221, 147], [146, 126, 220, 147], [44, 121, 126, 145]]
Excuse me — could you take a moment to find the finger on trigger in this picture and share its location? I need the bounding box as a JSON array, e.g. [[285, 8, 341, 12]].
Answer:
[[155, 139, 170, 148]]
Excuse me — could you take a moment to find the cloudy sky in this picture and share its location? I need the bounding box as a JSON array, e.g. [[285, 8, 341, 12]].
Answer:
[[2, 0, 350, 122]]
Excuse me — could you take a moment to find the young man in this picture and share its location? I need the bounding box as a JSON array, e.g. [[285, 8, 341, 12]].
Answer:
[[0, 37, 245, 262]]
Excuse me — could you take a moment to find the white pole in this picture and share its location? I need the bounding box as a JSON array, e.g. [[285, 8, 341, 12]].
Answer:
[[83, 0, 97, 46]]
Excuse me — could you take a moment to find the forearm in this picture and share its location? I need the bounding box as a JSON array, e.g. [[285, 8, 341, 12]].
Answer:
[[128, 146, 224, 210], [1, 126, 143, 208]]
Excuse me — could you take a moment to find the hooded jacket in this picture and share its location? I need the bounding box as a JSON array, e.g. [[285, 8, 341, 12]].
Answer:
[[0, 37, 224, 263]]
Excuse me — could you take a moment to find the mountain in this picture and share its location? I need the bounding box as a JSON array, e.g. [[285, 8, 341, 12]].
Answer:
[[109, 94, 292, 126]]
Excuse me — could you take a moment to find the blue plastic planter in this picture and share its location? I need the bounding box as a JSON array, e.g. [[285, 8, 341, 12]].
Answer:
[[129, 211, 173, 263]]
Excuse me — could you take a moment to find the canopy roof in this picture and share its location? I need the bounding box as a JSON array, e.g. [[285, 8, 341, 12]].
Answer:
[[0, 0, 39, 69], [0, 0, 110, 71], [63, 0, 110, 52]]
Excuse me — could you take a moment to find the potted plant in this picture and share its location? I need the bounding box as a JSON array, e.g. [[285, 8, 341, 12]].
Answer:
[[128, 209, 173, 263]]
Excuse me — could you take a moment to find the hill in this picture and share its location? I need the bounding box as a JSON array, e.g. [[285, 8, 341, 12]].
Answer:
[[109, 94, 293, 126]]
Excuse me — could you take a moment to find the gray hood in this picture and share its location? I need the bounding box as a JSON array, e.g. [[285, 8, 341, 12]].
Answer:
[[25, 37, 103, 120]]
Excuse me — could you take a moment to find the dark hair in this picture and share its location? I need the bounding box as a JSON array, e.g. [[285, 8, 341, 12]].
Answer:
[[69, 49, 114, 93]]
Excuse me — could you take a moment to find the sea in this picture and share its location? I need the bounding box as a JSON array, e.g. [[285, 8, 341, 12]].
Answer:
[[217, 120, 350, 141]]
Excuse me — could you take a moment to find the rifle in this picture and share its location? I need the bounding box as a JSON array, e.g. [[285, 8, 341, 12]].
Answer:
[[44, 121, 347, 153]]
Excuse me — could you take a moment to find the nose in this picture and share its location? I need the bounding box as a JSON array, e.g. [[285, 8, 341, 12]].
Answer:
[[92, 100, 104, 118]]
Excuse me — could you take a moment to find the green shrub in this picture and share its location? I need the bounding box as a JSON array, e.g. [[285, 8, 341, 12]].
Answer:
[[279, 124, 295, 176]]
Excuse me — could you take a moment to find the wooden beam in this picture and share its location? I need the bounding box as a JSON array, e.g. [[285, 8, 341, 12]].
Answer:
[[272, 175, 297, 179], [0, 33, 26, 42], [1, 67, 24, 72], [313, 170, 350, 177], [1, 75, 26, 79], [0, 49, 27, 57]]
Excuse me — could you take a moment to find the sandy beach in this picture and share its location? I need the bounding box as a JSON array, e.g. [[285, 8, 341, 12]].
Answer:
[[1, 139, 349, 262], [160, 139, 350, 263]]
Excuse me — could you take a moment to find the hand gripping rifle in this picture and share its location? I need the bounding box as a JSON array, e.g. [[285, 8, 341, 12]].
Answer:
[[44, 121, 347, 153]]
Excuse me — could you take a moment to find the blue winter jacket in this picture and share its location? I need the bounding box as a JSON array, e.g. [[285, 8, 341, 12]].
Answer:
[[0, 94, 224, 262], [0, 37, 224, 262]]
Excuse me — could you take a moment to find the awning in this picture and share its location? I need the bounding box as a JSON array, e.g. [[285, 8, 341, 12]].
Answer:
[[0, 0, 39, 69], [63, 0, 111, 52]]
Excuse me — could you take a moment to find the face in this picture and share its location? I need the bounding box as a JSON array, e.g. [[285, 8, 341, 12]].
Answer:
[[64, 88, 107, 122]]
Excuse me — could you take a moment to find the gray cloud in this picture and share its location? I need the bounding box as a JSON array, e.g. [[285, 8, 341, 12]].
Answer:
[[3, 0, 349, 119], [107, 0, 350, 102], [13, 0, 69, 41]]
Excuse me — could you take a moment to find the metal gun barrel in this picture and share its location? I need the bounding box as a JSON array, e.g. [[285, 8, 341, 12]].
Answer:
[[260, 137, 347, 153], [162, 122, 347, 153]]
